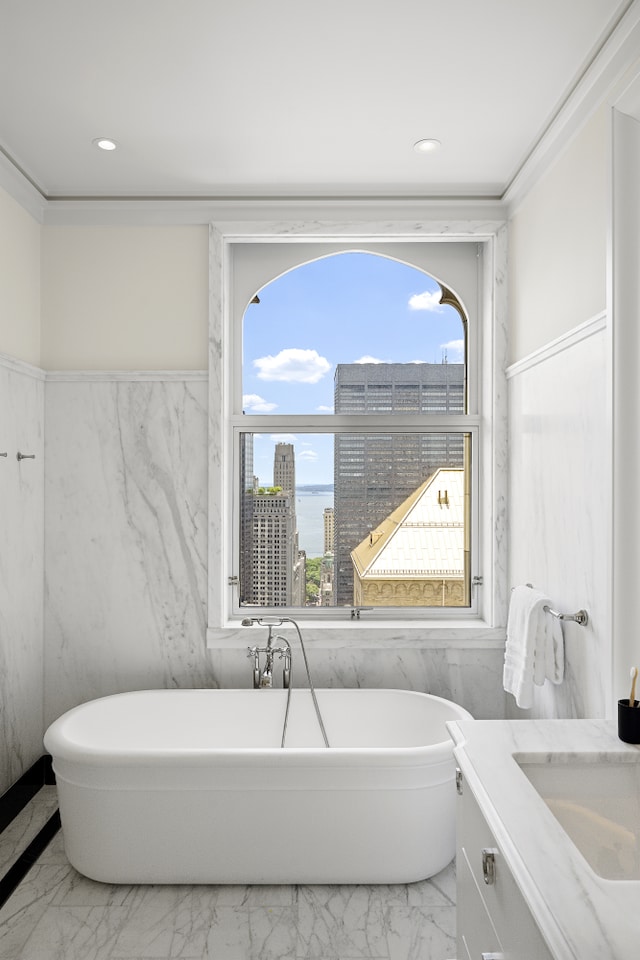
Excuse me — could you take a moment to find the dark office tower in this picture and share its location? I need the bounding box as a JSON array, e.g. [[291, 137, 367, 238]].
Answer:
[[333, 362, 465, 606]]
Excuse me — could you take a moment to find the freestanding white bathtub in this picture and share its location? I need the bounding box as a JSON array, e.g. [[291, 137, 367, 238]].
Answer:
[[44, 688, 472, 885]]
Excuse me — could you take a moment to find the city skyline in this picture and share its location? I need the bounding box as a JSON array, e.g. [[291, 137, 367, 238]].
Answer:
[[242, 251, 464, 485]]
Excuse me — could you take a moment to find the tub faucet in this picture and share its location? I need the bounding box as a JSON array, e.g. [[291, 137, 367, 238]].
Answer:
[[242, 616, 329, 747], [244, 620, 291, 689]]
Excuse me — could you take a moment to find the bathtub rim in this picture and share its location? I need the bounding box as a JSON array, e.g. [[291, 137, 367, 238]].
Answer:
[[44, 687, 473, 768]]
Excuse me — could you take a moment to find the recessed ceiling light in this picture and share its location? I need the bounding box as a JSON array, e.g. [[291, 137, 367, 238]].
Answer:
[[413, 138, 441, 154], [92, 137, 118, 151]]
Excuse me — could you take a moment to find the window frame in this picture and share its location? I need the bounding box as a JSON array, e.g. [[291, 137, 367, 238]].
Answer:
[[232, 419, 478, 619], [207, 218, 507, 639]]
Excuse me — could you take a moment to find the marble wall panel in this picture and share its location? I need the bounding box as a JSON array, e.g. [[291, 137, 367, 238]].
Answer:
[[0, 358, 45, 790], [507, 319, 609, 718], [44, 377, 213, 725]]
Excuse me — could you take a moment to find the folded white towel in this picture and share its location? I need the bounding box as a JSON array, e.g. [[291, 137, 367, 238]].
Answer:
[[503, 585, 565, 708], [538, 604, 564, 687]]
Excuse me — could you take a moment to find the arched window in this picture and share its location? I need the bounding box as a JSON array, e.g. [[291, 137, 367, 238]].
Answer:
[[207, 219, 506, 635], [232, 248, 476, 616]]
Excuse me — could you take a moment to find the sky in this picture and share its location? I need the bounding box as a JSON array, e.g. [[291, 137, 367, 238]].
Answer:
[[242, 251, 464, 486]]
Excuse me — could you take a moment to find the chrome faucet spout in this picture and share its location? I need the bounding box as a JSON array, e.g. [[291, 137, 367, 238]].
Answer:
[[259, 625, 275, 686]]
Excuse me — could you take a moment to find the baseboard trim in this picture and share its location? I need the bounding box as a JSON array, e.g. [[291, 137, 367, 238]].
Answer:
[[0, 756, 60, 908], [0, 756, 55, 835]]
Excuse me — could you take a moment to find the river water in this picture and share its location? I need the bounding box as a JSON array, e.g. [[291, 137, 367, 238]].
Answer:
[[295, 490, 334, 557]]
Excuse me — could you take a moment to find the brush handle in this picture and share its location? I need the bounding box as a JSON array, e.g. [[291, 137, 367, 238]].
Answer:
[[630, 667, 638, 706]]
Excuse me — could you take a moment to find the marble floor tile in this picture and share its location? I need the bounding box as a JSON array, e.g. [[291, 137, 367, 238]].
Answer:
[[109, 886, 218, 958], [202, 905, 251, 959], [30, 788, 57, 806], [0, 864, 73, 959], [247, 906, 298, 960], [385, 905, 456, 960], [212, 884, 296, 908], [51, 870, 136, 909], [34, 830, 68, 867], [17, 905, 130, 960], [407, 862, 456, 907], [295, 885, 389, 958]]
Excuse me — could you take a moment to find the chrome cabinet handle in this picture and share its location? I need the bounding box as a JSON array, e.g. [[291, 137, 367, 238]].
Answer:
[[455, 767, 463, 795], [481, 953, 504, 959], [17, 452, 36, 460], [482, 847, 498, 885]]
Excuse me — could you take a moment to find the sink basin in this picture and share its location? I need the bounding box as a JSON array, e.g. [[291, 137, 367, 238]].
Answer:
[[515, 755, 640, 881]]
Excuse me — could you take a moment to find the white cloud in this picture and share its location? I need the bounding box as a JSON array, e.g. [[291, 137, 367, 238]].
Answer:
[[242, 393, 277, 412], [354, 355, 384, 364], [298, 449, 319, 461], [316, 404, 334, 412], [408, 289, 442, 312], [269, 433, 297, 443], [440, 339, 465, 362], [254, 348, 331, 383]]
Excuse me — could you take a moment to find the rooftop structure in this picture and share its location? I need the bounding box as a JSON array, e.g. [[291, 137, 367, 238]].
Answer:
[[351, 468, 467, 607]]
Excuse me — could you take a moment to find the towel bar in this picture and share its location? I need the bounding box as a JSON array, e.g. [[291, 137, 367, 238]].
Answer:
[[511, 585, 589, 626], [543, 606, 588, 626]]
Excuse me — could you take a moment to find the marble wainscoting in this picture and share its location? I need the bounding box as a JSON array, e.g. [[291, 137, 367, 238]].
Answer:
[[0, 355, 45, 792], [209, 634, 506, 721], [44, 372, 506, 726], [44, 374, 213, 726], [507, 315, 609, 719]]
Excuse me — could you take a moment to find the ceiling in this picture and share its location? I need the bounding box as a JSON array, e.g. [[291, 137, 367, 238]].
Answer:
[[0, 0, 633, 201]]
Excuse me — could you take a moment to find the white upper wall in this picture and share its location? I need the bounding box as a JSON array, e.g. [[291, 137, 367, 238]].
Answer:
[[0, 186, 41, 365], [0, 96, 611, 373], [41, 225, 209, 370], [508, 104, 608, 364]]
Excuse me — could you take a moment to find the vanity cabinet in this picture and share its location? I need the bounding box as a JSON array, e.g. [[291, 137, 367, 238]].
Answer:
[[456, 769, 555, 960]]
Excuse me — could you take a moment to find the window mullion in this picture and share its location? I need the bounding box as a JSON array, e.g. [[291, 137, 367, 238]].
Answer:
[[232, 414, 480, 432]]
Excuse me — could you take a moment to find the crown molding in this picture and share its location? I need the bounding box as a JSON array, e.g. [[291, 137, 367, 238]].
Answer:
[[38, 196, 508, 227], [504, 0, 640, 215], [0, 151, 47, 223]]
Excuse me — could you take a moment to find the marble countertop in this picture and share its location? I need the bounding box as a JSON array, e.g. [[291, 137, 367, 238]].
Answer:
[[447, 719, 640, 960]]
